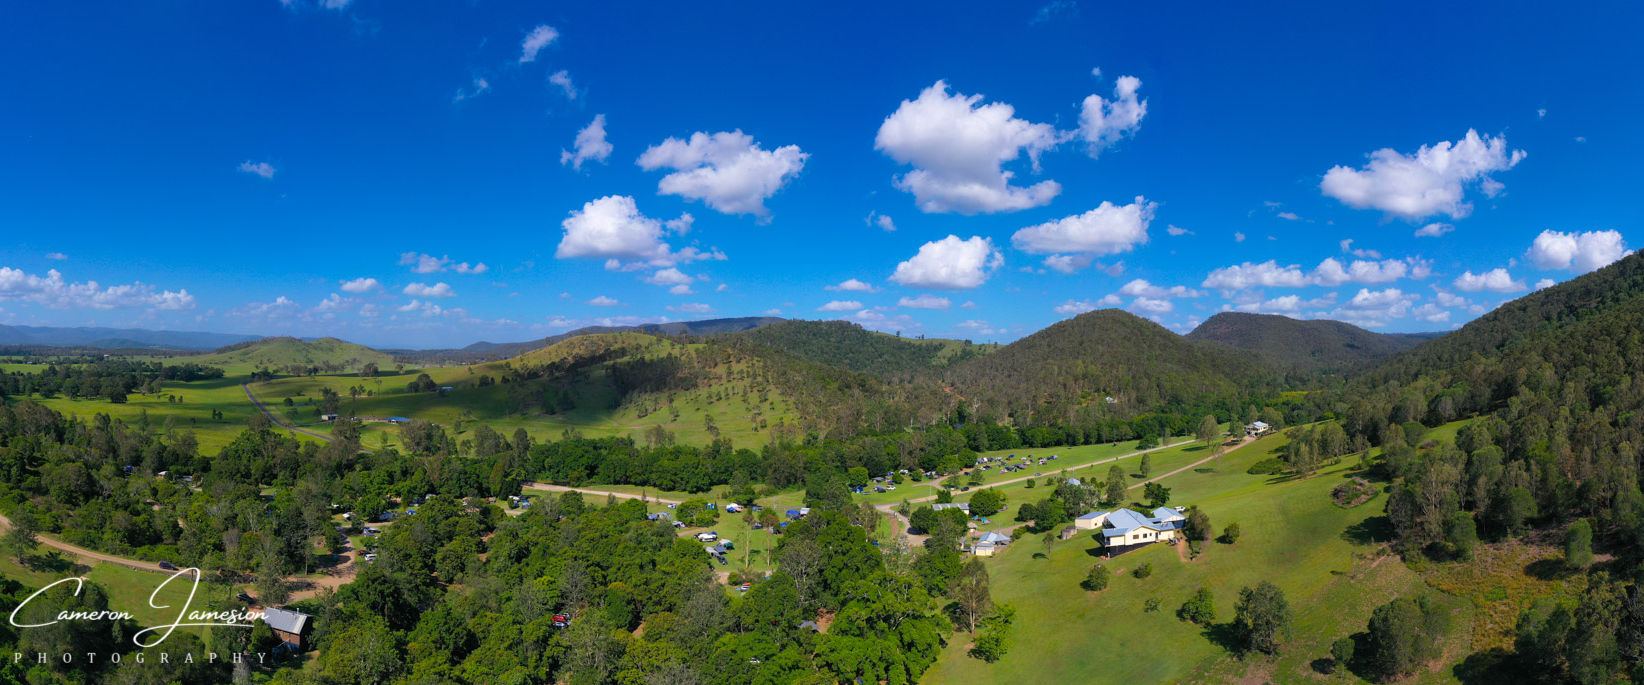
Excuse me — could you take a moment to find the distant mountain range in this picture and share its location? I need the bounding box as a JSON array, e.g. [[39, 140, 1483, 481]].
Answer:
[[0, 324, 261, 351], [386, 316, 786, 362]]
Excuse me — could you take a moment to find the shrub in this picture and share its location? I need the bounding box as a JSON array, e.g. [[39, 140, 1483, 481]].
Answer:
[[1143, 597, 1161, 613], [1082, 564, 1110, 591], [1330, 637, 1355, 673], [1565, 519, 1593, 569], [1220, 522, 1241, 544], [1178, 587, 1216, 625], [1132, 562, 1152, 579]]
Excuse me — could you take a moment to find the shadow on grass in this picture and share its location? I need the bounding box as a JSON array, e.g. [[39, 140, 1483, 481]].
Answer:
[[1309, 657, 1337, 675], [1524, 558, 1569, 580], [1194, 467, 1216, 474], [1340, 516, 1395, 545], [1200, 621, 1243, 653], [22, 551, 83, 574], [1453, 647, 1517, 684]]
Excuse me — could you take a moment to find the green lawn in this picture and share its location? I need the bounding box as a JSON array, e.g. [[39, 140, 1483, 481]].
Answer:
[[920, 426, 1474, 684], [0, 558, 235, 640]]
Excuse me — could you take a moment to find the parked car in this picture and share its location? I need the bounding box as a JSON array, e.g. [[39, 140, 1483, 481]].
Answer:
[[158, 561, 177, 571]]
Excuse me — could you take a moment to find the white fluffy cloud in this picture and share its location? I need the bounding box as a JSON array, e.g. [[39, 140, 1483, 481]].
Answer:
[[898, 294, 951, 310], [1526, 229, 1630, 273], [817, 300, 863, 312], [403, 282, 455, 298], [587, 295, 621, 306], [1011, 197, 1156, 262], [339, 277, 380, 293], [1453, 268, 1525, 292], [1077, 75, 1146, 156], [644, 268, 695, 286], [519, 25, 558, 63], [875, 81, 1062, 214], [637, 130, 807, 216], [1414, 222, 1454, 238], [398, 253, 487, 275], [557, 196, 720, 266], [561, 114, 612, 170], [1166, 225, 1192, 236], [238, 161, 276, 179], [1118, 278, 1202, 299], [0, 267, 195, 311], [1129, 297, 1172, 314], [827, 279, 878, 293], [1330, 288, 1418, 326], [1202, 261, 1309, 289], [890, 235, 1003, 289], [1320, 129, 1526, 221], [1412, 303, 1451, 323], [548, 70, 577, 100]]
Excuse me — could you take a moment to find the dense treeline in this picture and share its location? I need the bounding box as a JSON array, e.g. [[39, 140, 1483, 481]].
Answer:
[[0, 359, 223, 402]]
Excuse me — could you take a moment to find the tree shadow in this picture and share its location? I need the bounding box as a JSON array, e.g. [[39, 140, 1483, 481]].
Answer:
[[1193, 468, 1215, 473], [1340, 516, 1394, 545], [21, 551, 78, 574], [1453, 648, 1517, 684], [1524, 558, 1568, 580], [1201, 621, 1243, 653], [1310, 658, 1337, 675]]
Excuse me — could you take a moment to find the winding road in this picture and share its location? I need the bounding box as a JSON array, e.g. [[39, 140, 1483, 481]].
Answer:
[[0, 511, 168, 573], [522, 482, 683, 505]]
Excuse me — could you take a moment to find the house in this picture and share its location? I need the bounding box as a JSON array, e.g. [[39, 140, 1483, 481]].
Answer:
[[386, 416, 411, 424], [1074, 511, 1107, 529], [931, 502, 970, 512], [319, 413, 339, 422], [1082, 507, 1188, 556], [978, 531, 1010, 546], [971, 540, 996, 557], [262, 607, 313, 652], [1245, 421, 1273, 437]]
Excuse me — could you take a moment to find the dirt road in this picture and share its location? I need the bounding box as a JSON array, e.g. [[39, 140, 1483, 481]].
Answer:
[[0, 511, 168, 573], [242, 383, 375, 452], [523, 482, 683, 505]]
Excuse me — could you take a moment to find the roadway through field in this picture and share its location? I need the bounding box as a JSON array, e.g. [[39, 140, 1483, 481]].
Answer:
[[521, 482, 683, 505], [242, 383, 375, 452]]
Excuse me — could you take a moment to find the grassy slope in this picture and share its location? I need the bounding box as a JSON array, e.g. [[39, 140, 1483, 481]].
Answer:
[[921, 427, 1474, 685], [0, 559, 232, 640], [186, 337, 396, 376]]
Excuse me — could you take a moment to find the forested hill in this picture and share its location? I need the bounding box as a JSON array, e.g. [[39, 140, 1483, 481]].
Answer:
[[1358, 251, 1644, 391], [192, 336, 396, 373], [944, 309, 1272, 423], [1186, 312, 1436, 376], [391, 316, 785, 362], [714, 320, 997, 380]]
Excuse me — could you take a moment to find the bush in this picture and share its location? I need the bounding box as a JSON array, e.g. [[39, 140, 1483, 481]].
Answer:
[[1331, 637, 1355, 672], [1219, 522, 1241, 544], [1144, 597, 1161, 612], [1132, 562, 1152, 579], [1082, 564, 1110, 591], [1178, 587, 1216, 625], [1565, 519, 1593, 569]]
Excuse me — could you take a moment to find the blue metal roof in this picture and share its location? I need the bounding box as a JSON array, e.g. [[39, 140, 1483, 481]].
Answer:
[[1076, 511, 1108, 520]]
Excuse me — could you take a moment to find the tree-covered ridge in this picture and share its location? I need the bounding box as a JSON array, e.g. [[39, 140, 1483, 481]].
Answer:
[[945, 309, 1276, 424], [192, 336, 396, 374], [1186, 311, 1434, 378], [720, 320, 996, 380]]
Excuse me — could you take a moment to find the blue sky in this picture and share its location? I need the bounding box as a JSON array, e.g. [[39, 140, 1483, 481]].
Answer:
[[1, 1, 1639, 348]]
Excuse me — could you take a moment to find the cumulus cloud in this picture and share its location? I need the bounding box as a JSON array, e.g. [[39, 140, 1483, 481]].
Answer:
[[1054, 299, 1101, 315], [1320, 129, 1526, 221], [234, 295, 301, 318], [817, 300, 863, 312], [1234, 294, 1337, 315], [1412, 303, 1451, 323], [1414, 222, 1454, 238], [452, 77, 490, 104], [1535, 278, 1556, 290], [238, 161, 276, 179], [1041, 254, 1093, 274], [398, 252, 487, 274], [1166, 225, 1192, 236], [0, 267, 195, 311], [548, 70, 577, 99], [561, 114, 613, 170], [1076, 75, 1146, 156], [1526, 229, 1630, 273], [1339, 239, 1381, 259], [45, 253, 67, 260], [889, 235, 1003, 289], [1129, 297, 1172, 314], [339, 277, 380, 293], [557, 196, 721, 266], [1119, 279, 1202, 298], [403, 282, 455, 298], [668, 302, 715, 314], [1011, 197, 1155, 261], [898, 294, 951, 310], [519, 25, 558, 63], [587, 295, 621, 306], [1330, 288, 1418, 326], [875, 81, 1062, 214], [637, 130, 807, 217], [826, 279, 877, 293], [1453, 268, 1525, 292], [644, 268, 695, 286], [1202, 260, 1309, 289]]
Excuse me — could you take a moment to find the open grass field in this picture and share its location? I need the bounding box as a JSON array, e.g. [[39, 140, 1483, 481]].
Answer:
[[28, 374, 323, 454], [0, 558, 235, 640], [920, 425, 1476, 685]]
